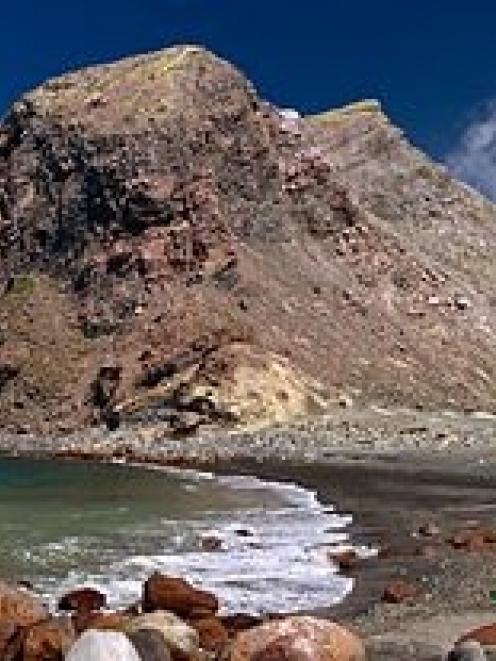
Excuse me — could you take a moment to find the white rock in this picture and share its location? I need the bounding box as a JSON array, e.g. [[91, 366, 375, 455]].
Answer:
[[66, 630, 141, 661], [125, 611, 199, 658]]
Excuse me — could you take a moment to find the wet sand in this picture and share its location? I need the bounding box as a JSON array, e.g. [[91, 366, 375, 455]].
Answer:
[[202, 451, 496, 653]]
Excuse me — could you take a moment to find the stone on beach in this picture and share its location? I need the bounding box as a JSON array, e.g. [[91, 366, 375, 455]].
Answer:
[[193, 616, 229, 653], [143, 573, 218, 617], [59, 587, 107, 614], [73, 610, 131, 634], [125, 610, 200, 658], [0, 582, 48, 628], [449, 531, 487, 552], [66, 630, 141, 661], [22, 616, 76, 660], [229, 616, 365, 661], [382, 580, 418, 604], [328, 550, 360, 575], [0, 582, 49, 660], [127, 628, 172, 661]]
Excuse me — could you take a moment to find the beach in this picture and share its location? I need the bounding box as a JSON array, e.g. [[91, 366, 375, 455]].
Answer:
[[2, 409, 496, 656]]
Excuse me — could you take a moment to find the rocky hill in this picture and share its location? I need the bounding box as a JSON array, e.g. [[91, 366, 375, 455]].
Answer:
[[1, 45, 496, 436]]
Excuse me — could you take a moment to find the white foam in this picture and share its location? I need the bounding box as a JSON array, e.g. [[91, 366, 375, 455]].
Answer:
[[34, 469, 356, 615]]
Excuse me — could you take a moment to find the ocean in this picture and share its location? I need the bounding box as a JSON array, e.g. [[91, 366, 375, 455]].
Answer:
[[0, 457, 353, 614]]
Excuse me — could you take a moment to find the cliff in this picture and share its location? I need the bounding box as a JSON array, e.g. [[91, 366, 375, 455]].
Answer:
[[1, 45, 496, 436]]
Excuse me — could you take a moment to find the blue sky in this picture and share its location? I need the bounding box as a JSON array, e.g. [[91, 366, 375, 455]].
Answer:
[[3, 1, 496, 194]]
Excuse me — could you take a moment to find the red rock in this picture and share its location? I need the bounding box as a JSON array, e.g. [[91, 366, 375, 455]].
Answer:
[[376, 546, 392, 560], [194, 617, 229, 653], [229, 616, 365, 661], [23, 617, 75, 661], [143, 573, 218, 617], [459, 622, 496, 645], [0, 620, 23, 661], [448, 530, 487, 552], [329, 550, 360, 575], [73, 611, 130, 635], [199, 535, 223, 552], [251, 635, 306, 661], [58, 588, 107, 614], [382, 580, 418, 604], [0, 583, 47, 628]]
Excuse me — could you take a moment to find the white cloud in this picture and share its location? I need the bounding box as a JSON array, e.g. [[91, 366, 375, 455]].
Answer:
[[447, 101, 496, 201]]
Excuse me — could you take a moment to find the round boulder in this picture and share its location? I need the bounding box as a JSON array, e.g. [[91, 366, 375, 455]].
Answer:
[[229, 616, 365, 661], [66, 630, 141, 661], [125, 610, 200, 659], [143, 573, 218, 617], [0, 583, 47, 628], [23, 617, 76, 661]]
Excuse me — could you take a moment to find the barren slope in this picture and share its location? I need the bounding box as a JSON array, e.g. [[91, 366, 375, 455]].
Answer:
[[1, 46, 496, 436]]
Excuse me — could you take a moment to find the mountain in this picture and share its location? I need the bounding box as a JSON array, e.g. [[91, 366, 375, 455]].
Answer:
[[1, 45, 496, 436]]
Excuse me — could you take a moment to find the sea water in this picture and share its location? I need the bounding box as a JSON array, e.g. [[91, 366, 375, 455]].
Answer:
[[0, 458, 353, 614]]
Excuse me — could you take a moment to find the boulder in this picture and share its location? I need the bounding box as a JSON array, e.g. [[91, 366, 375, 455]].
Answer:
[[125, 611, 200, 659], [229, 616, 365, 661], [0, 583, 47, 628], [127, 628, 172, 661], [143, 573, 218, 617], [193, 616, 229, 653], [23, 616, 75, 661], [58, 587, 107, 613], [66, 630, 141, 661], [382, 580, 418, 604], [73, 610, 131, 635]]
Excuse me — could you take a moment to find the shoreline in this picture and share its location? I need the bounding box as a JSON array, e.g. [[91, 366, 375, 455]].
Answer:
[[2, 409, 496, 654]]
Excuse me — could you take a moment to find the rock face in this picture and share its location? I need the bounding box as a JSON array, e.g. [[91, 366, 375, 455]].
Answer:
[[229, 616, 365, 661], [65, 630, 141, 661], [3, 45, 496, 435]]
